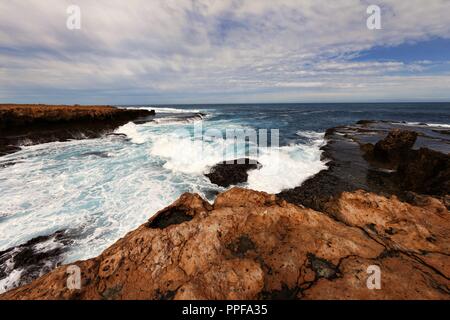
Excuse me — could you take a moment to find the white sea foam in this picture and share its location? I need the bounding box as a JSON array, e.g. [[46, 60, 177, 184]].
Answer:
[[0, 136, 177, 260], [152, 107, 203, 114], [123, 106, 202, 114], [0, 269, 23, 294], [151, 114, 207, 125], [296, 130, 326, 140], [149, 128, 327, 194], [247, 131, 327, 193], [401, 122, 450, 128], [149, 131, 242, 175], [115, 122, 145, 144], [247, 145, 327, 194], [426, 123, 450, 128]]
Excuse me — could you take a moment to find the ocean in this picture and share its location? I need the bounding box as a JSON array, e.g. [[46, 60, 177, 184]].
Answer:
[[1, 102, 449, 291]]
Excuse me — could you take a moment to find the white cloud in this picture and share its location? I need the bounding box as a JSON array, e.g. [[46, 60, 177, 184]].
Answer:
[[0, 0, 449, 103]]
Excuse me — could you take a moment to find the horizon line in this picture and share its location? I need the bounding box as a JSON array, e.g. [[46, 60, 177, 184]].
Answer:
[[2, 101, 450, 106]]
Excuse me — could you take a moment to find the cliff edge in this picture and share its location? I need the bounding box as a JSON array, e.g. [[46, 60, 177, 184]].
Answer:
[[0, 104, 154, 156]]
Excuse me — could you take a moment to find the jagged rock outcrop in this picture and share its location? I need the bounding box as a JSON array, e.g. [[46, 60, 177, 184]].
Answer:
[[0, 104, 154, 156], [1, 188, 448, 300], [397, 148, 450, 196], [362, 129, 450, 196], [205, 158, 261, 187], [369, 129, 418, 165], [279, 123, 450, 211]]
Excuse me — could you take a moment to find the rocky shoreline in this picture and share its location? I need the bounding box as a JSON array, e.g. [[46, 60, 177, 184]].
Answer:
[[0, 104, 154, 156], [0, 119, 449, 300], [278, 120, 450, 212]]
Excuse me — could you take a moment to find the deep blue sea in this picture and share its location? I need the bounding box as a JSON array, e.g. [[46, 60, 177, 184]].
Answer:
[[150, 102, 450, 144], [1, 102, 449, 291]]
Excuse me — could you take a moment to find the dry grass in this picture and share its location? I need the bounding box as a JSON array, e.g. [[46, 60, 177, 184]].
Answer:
[[0, 104, 121, 122]]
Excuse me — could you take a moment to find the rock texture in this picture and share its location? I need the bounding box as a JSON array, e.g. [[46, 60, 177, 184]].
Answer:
[[0, 104, 154, 156], [363, 129, 450, 196], [1, 187, 448, 300], [370, 129, 418, 165], [205, 158, 261, 187], [397, 148, 450, 196]]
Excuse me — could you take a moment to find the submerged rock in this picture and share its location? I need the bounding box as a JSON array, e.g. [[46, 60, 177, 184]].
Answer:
[[205, 158, 261, 187], [1, 188, 448, 300]]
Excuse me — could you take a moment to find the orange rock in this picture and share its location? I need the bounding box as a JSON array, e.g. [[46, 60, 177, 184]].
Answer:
[[0, 188, 448, 300], [303, 252, 449, 300], [331, 191, 449, 260]]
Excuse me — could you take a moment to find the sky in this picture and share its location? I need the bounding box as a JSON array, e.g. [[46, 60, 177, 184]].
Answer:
[[1, 0, 450, 104]]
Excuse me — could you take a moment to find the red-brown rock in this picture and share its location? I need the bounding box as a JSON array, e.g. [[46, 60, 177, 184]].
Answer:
[[1, 188, 448, 300]]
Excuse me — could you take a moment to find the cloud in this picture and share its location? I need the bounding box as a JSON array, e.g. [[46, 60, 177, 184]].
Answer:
[[0, 0, 450, 103]]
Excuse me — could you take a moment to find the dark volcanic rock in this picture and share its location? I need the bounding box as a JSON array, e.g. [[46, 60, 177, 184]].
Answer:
[[356, 120, 377, 125], [0, 104, 154, 156], [146, 193, 212, 229], [397, 148, 450, 196], [361, 128, 449, 196], [278, 170, 353, 213], [0, 230, 74, 293], [371, 129, 418, 165], [433, 129, 450, 135], [278, 121, 450, 212], [205, 158, 261, 187], [278, 127, 375, 212]]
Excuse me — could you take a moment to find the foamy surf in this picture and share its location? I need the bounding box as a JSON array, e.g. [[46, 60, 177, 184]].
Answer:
[[401, 122, 450, 128], [427, 123, 450, 128], [248, 132, 327, 193], [0, 269, 22, 294], [123, 106, 203, 114], [115, 122, 146, 144], [149, 127, 328, 194]]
